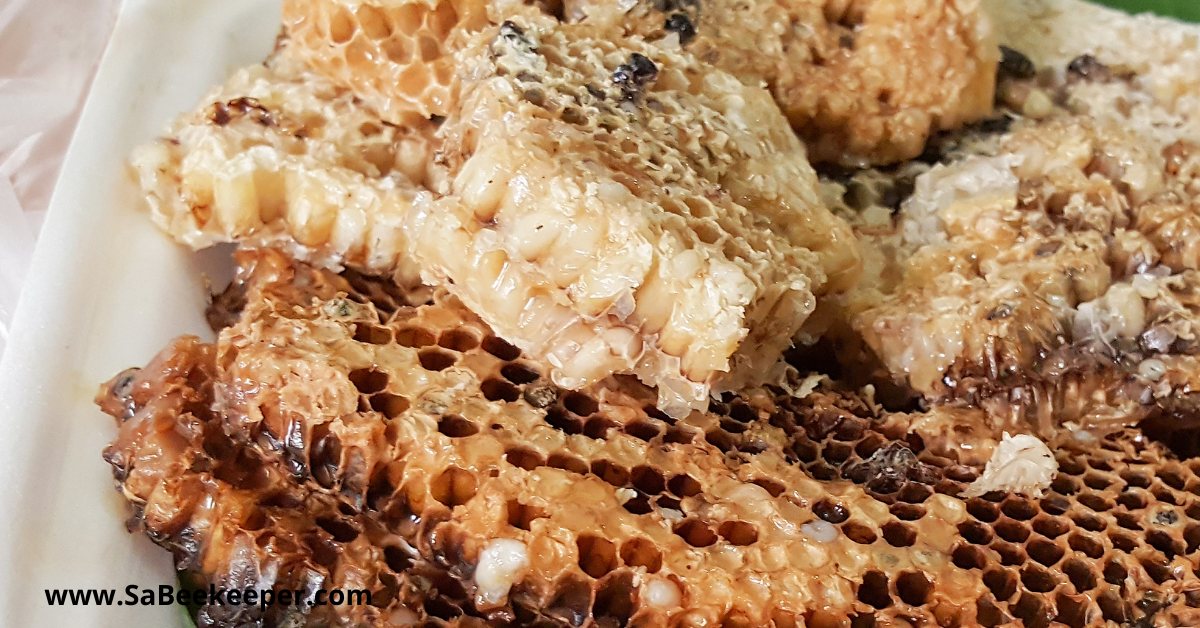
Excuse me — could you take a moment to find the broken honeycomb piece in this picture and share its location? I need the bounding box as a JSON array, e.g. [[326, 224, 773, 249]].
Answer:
[[406, 17, 859, 416], [561, 0, 999, 166], [281, 0, 492, 121], [96, 336, 482, 628], [130, 52, 436, 284], [99, 249, 1200, 628], [852, 113, 1200, 437], [135, 15, 860, 415], [283, 0, 997, 166]]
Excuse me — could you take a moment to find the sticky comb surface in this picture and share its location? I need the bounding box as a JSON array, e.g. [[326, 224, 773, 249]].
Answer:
[[99, 249, 1200, 628], [406, 17, 859, 416]]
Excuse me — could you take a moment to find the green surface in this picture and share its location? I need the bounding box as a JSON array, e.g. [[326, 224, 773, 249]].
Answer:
[[1096, 0, 1200, 21]]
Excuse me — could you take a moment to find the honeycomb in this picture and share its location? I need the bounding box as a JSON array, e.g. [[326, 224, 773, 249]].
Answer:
[[401, 16, 859, 416], [828, 53, 1200, 440], [563, 0, 999, 166], [283, 0, 998, 166], [99, 248, 1200, 628], [130, 52, 437, 283], [134, 11, 863, 417]]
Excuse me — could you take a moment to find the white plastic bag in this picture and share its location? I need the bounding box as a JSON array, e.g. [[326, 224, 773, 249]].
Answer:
[[0, 0, 120, 354]]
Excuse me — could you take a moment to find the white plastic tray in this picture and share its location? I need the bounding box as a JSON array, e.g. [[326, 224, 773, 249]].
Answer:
[[0, 0, 281, 624]]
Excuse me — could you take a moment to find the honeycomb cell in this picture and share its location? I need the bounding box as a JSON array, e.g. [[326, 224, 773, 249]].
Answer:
[[547, 453, 588, 475], [1083, 473, 1114, 491], [706, 429, 736, 454], [1114, 512, 1143, 531], [897, 483, 933, 504], [384, 544, 415, 572], [1077, 493, 1113, 513], [857, 571, 892, 610], [1071, 512, 1106, 532], [958, 520, 993, 545], [505, 446, 545, 471], [1032, 515, 1069, 539], [523, 384, 558, 409], [1068, 532, 1104, 559], [1120, 470, 1152, 489], [1001, 498, 1037, 521], [966, 498, 1001, 523], [594, 572, 636, 626], [438, 414, 478, 437], [1109, 531, 1139, 553], [1151, 487, 1179, 505], [437, 328, 480, 352], [1050, 478, 1081, 499], [369, 392, 410, 418], [673, 519, 718, 547], [1062, 559, 1097, 592], [395, 326, 437, 347], [813, 499, 849, 524], [1185, 523, 1200, 554], [663, 426, 697, 445], [994, 519, 1031, 543], [1098, 590, 1129, 623], [843, 521, 878, 545], [481, 378, 522, 402], [728, 402, 758, 424], [430, 466, 476, 507], [507, 499, 547, 530], [717, 521, 758, 546], [353, 322, 393, 344], [577, 534, 619, 578], [1059, 457, 1086, 476], [992, 540, 1027, 566], [882, 521, 917, 547], [583, 416, 618, 439], [1027, 537, 1065, 567], [952, 544, 987, 570], [1020, 564, 1057, 593], [895, 571, 932, 606], [1140, 557, 1175, 584], [500, 362, 541, 385], [545, 406, 583, 435], [546, 575, 593, 626], [630, 466, 667, 495], [1041, 494, 1071, 515], [481, 335, 522, 361], [564, 392, 600, 417], [624, 419, 662, 441], [349, 367, 389, 394], [590, 460, 629, 487], [316, 516, 360, 542], [417, 348, 457, 371], [1157, 467, 1187, 491], [618, 538, 661, 573], [668, 474, 702, 498], [983, 568, 1018, 602], [1011, 592, 1053, 627], [824, 441, 853, 464], [1055, 592, 1089, 628]]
